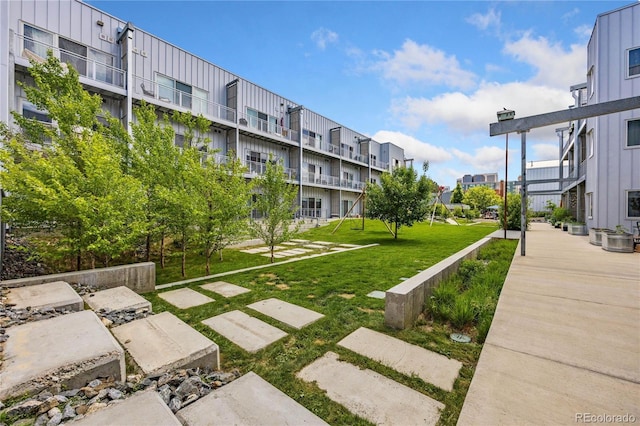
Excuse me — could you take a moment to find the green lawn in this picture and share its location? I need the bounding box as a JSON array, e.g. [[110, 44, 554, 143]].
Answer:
[[145, 220, 514, 425]]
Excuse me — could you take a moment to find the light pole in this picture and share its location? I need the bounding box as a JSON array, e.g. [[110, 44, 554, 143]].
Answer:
[[497, 109, 515, 240]]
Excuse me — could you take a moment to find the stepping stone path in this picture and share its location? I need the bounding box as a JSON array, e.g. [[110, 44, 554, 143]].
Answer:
[[158, 288, 214, 309], [71, 390, 181, 426], [0, 310, 125, 400], [338, 327, 462, 392], [297, 351, 445, 426], [5, 280, 83, 312], [202, 310, 287, 353], [199, 281, 250, 298], [367, 290, 386, 299], [112, 311, 220, 374], [83, 286, 152, 313], [303, 244, 326, 249], [247, 298, 324, 329], [177, 372, 328, 426]]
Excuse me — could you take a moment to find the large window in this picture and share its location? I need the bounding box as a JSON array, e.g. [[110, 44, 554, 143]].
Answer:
[[247, 108, 270, 132], [23, 24, 53, 58], [628, 47, 640, 78], [59, 37, 87, 76], [303, 129, 322, 148], [627, 190, 640, 219], [627, 119, 640, 147], [156, 75, 207, 111]]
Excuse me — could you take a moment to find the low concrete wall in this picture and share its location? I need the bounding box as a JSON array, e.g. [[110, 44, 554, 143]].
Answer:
[[1, 262, 155, 294], [385, 238, 492, 330]]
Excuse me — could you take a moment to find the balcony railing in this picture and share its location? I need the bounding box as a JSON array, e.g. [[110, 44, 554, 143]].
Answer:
[[302, 136, 342, 156], [16, 34, 125, 88], [370, 158, 389, 170], [243, 159, 297, 180], [299, 208, 329, 219], [302, 173, 341, 187], [238, 112, 300, 143], [133, 75, 236, 123]]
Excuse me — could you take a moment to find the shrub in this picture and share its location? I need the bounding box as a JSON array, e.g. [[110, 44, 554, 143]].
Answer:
[[453, 207, 463, 218], [458, 259, 486, 288], [451, 295, 475, 329], [428, 278, 459, 321], [464, 209, 480, 219], [498, 193, 531, 230], [476, 312, 494, 343]]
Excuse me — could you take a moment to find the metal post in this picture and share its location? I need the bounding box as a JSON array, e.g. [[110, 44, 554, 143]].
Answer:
[[504, 133, 509, 239], [520, 131, 527, 256]]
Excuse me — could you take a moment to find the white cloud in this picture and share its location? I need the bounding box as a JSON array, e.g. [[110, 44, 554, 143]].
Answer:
[[466, 8, 501, 31], [562, 7, 580, 22], [574, 24, 593, 40], [391, 81, 572, 138], [371, 130, 452, 163], [452, 146, 506, 172], [503, 33, 586, 89], [311, 27, 338, 50], [372, 39, 476, 90], [531, 143, 558, 160]]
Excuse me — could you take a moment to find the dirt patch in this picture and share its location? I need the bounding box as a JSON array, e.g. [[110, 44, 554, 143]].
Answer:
[[313, 339, 326, 346], [275, 283, 290, 290], [358, 307, 384, 314], [339, 293, 355, 299], [306, 295, 316, 299], [259, 273, 278, 280]]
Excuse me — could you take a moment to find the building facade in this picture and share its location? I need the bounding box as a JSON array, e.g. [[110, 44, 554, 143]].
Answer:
[[0, 0, 405, 221], [561, 2, 640, 230], [526, 160, 567, 213], [456, 173, 499, 192]]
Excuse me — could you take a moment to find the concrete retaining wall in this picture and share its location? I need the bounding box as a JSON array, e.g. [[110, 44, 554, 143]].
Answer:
[[1, 262, 155, 294], [384, 238, 492, 330]]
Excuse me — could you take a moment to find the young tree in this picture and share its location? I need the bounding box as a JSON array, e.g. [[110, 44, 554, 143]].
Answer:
[[451, 183, 464, 204], [196, 155, 253, 274], [249, 157, 299, 263], [1, 53, 143, 269], [462, 186, 501, 215], [366, 167, 435, 239], [498, 193, 531, 230]]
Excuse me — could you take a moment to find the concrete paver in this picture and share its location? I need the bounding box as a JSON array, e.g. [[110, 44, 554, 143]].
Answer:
[[158, 288, 214, 309], [112, 311, 219, 375], [338, 327, 462, 392], [247, 298, 324, 329], [297, 351, 444, 426], [367, 290, 386, 299], [6, 281, 83, 312], [83, 285, 152, 313], [199, 281, 250, 298], [459, 223, 640, 424], [177, 372, 328, 425], [311, 241, 333, 245], [71, 390, 181, 425], [0, 310, 124, 400], [303, 244, 325, 249], [202, 310, 287, 353]]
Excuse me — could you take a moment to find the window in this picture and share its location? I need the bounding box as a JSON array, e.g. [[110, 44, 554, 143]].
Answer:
[[341, 143, 353, 159], [303, 129, 322, 147], [246, 150, 268, 173], [156, 74, 205, 110], [586, 192, 593, 219], [627, 190, 640, 219], [247, 108, 270, 132], [587, 130, 594, 158], [23, 24, 53, 58], [175, 134, 185, 148], [627, 119, 640, 147], [628, 47, 640, 78], [59, 37, 87, 76], [89, 49, 114, 84], [302, 198, 322, 217], [587, 66, 595, 99], [21, 100, 53, 146]]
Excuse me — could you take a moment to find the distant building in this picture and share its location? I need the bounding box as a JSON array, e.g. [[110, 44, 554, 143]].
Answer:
[[457, 173, 499, 192], [526, 160, 568, 212]]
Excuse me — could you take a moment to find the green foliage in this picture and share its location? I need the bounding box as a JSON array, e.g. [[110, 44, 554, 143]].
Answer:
[[366, 167, 436, 239], [451, 183, 464, 204], [462, 186, 501, 214], [550, 206, 570, 224], [250, 157, 300, 262], [428, 278, 460, 321], [464, 209, 480, 219], [498, 193, 530, 230], [458, 259, 486, 288], [452, 206, 463, 218], [451, 295, 475, 329], [439, 204, 451, 219]]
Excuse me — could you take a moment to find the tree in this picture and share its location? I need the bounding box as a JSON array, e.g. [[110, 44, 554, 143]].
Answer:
[[462, 186, 501, 214], [0, 53, 143, 269], [366, 167, 435, 239], [195, 155, 253, 274], [249, 157, 299, 263], [499, 193, 531, 230], [451, 183, 464, 204]]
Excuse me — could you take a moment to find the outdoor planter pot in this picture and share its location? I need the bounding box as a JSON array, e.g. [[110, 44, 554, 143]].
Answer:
[[602, 231, 634, 253], [568, 223, 588, 236], [562, 222, 569, 232], [589, 228, 611, 246]]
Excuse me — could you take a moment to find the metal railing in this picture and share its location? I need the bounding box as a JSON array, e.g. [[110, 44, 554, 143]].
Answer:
[[301, 173, 341, 187], [133, 75, 236, 123], [299, 208, 328, 219], [16, 34, 125, 88], [237, 112, 300, 143], [243, 159, 297, 180]]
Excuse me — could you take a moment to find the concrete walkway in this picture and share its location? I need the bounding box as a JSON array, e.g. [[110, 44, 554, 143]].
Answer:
[[459, 223, 640, 425]]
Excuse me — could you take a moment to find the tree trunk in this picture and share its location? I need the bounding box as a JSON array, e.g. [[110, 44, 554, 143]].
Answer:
[[160, 233, 165, 269], [270, 245, 275, 263], [76, 250, 82, 271], [181, 236, 186, 278], [205, 249, 211, 275], [394, 220, 398, 239], [145, 233, 151, 262]]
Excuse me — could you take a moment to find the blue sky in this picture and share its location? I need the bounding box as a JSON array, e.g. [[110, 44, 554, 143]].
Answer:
[[89, 0, 633, 188]]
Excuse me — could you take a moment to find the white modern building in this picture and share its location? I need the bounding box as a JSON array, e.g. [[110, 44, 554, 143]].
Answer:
[[561, 2, 640, 231], [526, 160, 568, 213], [0, 0, 406, 221]]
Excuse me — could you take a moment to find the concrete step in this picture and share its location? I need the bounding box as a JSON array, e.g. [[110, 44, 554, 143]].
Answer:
[[199, 281, 250, 298], [71, 390, 181, 425], [0, 310, 125, 400], [201, 310, 287, 353], [158, 288, 214, 309], [297, 351, 444, 426], [177, 371, 328, 425], [5, 281, 83, 312], [111, 311, 219, 375], [83, 285, 152, 313], [247, 298, 324, 330], [338, 327, 462, 392]]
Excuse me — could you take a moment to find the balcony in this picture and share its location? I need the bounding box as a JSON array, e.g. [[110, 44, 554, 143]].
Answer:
[[302, 173, 341, 188], [15, 34, 126, 90], [244, 159, 297, 181], [238, 112, 300, 144], [133, 75, 236, 124]]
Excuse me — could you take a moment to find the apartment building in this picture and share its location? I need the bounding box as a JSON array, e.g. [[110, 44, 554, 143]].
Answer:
[[561, 2, 640, 230], [456, 173, 499, 192], [526, 160, 568, 213], [0, 0, 405, 221]]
